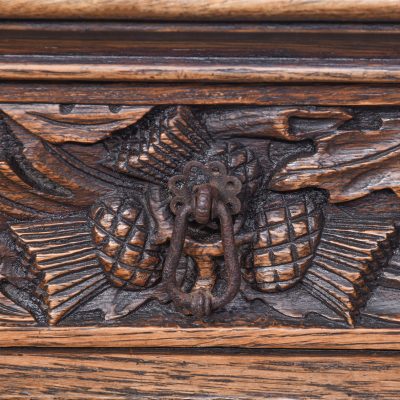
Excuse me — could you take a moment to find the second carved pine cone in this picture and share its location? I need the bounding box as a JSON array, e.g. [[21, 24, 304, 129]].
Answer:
[[243, 191, 324, 292]]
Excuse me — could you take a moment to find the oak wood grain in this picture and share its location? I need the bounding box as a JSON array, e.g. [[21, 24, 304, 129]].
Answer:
[[1, 327, 400, 349], [0, 21, 398, 86], [0, 10, 398, 400], [0, 348, 399, 399], [1, 83, 400, 106], [0, 0, 399, 21], [0, 105, 398, 328], [1, 58, 399, 83]]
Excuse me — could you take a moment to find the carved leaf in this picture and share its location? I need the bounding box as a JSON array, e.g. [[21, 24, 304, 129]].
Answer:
[[10, 217, 108, 324], [202, 107, 351, 140], [0, 104, 397, 328], [303, 215, 397, 325], [0, 104, 153, 219], [0, 104, 152, 143], [271, 116, 400, 202]]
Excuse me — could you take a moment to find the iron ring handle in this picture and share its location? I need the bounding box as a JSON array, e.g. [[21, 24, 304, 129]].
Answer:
[[163, 201, 241, 317]]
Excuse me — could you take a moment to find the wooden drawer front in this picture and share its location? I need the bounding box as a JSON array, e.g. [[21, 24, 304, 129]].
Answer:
[[0, 98, 398, 338], [0, 16, 399, 399]]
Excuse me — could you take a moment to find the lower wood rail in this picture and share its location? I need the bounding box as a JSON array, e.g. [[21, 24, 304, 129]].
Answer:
[[1, 327, 400, 349], [0, 348, 399, 399]]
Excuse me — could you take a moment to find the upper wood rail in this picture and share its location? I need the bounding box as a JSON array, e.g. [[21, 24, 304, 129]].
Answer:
[[0, 21, 398, 84], [1, 58, 400, 83], [1, 83, 400, 106], [0, 0, 399, 21]]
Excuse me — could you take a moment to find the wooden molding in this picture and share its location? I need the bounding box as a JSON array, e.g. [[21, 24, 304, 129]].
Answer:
[[1, 327, 400, 349], [1, 59, 400, 83], [1, 83, 400, 106], [0, 22, 398, 84], [0, 0, 399, 21]]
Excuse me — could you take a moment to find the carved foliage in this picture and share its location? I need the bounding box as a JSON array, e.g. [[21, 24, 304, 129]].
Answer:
[[0, 104, 398, 327]]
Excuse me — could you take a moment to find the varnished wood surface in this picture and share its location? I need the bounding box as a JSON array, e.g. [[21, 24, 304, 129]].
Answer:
[[1, 58, 400, 83], [1, 83, 400, 106], [1, 348, 399, 399], [2, 327, 400, 349], [0, 0, 399, 21], [1, 22, 400, 59], [0, 13, 398, 400], [0, 21, 398, 83], [0, 104, 397, 327]]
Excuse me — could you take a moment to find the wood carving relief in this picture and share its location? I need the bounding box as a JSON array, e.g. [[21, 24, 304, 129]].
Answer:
[[0, 104, 398, 328]]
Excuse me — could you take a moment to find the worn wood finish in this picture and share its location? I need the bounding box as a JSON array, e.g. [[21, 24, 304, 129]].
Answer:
[[0, 57, 400, 83], [0, 104, 397, 328], [2, 22, 400, 59], [0, 22, 399, 84], [1, 58, 400, 83], [3, 327, 400, 349], [1, 11, 400, 399], [0, 348, 399, 399], [0, 0, 399, 21], [1, 83, 400, 106]]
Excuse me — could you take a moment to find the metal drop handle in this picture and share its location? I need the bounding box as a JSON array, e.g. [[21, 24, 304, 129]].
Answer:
[[163, 200, 241, 317]]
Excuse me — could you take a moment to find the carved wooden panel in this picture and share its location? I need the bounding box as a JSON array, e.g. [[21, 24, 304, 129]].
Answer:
[[0, 103, 398, 330]]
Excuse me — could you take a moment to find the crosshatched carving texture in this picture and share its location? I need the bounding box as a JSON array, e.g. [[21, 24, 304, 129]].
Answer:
[[0, 104, 398, 327]]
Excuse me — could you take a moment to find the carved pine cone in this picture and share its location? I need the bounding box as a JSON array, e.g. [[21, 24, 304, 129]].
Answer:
[[89, 194, 162, 291], [205, 141, 262, 201], [243, 191, 324, 292]]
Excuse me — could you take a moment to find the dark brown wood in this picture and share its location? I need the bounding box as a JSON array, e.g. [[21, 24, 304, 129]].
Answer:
[[2, 83, 400, 106], [0, 22, 398, 84], [1, 57, 399, 83], [1, 22, 400, 59], [0, 14, 399, 398], [0, 104, 397, 329]]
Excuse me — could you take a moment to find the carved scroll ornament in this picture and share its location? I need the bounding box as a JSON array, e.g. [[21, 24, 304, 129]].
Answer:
[[0, 104, 398, 327]]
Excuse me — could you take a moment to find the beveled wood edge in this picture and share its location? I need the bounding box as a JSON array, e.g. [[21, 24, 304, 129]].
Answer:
[[1, 60, 400, 83], [0, 0, 399, 21], [1, 326, 400, 349]]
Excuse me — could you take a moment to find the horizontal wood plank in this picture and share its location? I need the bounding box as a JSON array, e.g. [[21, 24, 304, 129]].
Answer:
[[1, 83, 400, 106], [1, 58, 400, 83], [1, 22, 400, 60], [0, 0, 399, 22], [1, 327, 400, 349], [0, 348, 399, 399], [0, 22, 398, 85]]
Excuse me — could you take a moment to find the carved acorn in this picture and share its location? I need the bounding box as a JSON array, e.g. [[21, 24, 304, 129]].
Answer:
[[89, 194, 162, 291], [243, 191, 324, 292]]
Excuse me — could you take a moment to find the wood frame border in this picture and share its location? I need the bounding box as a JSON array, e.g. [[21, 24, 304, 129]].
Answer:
[[0, 0, 399, 21], [1, 59, 400, 83]]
